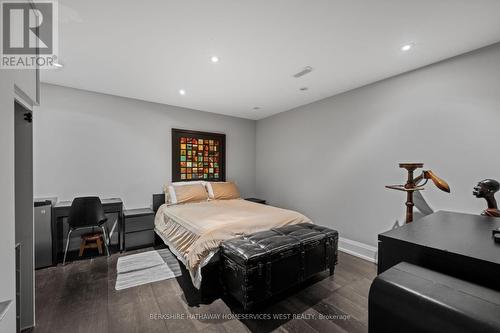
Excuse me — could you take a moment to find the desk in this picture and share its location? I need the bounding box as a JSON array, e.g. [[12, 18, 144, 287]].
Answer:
[[378, 210, 500, 292], [52, 198, 123, 265]]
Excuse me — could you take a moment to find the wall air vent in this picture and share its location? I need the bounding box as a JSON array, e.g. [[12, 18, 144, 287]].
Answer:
[[293, 66, 313, 78]]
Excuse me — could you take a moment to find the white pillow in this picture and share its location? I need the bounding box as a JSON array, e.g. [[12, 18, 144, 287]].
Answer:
[[166, 181, 208, 204]]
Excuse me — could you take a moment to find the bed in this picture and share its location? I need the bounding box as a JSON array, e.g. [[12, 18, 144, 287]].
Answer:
[[153, 197, 312, 292]]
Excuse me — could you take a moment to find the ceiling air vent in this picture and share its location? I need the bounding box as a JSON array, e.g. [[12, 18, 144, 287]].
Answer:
[[293, 66, 313, 78]]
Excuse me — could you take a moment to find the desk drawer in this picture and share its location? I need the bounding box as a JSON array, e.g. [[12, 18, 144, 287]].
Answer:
[[125, 230, 155, 250], [125, 215, 154, 233]]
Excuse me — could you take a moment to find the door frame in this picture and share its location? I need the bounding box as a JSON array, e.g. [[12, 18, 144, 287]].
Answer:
[[14, 87, 35, 331]]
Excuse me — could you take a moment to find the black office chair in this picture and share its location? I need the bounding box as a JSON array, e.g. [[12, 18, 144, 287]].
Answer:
[[63, 197, 110, 265]]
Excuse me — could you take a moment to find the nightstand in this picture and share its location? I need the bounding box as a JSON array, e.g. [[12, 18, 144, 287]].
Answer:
[[244, 198, 267, 205], [123, 208, 155, 251]]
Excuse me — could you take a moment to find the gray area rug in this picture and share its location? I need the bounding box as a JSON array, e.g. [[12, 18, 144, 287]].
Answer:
[[115, 248, 182, 290]]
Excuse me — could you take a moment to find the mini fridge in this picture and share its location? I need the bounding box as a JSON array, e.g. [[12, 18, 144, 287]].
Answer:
[[34, 200, 53, 269]]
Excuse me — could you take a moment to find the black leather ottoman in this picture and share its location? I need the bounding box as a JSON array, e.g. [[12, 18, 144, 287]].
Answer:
[[369, 262, 500, 333], [220, 223, 338, 310]]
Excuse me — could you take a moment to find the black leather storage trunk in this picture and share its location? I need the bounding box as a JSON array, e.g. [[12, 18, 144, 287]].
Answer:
[[221, 223, 338, 310]]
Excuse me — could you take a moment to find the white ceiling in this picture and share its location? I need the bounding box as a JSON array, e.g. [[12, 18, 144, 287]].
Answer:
[[42, 0, 500, 120]]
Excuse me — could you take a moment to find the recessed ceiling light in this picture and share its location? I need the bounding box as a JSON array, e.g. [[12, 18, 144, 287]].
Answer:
[[210, 56, 219, 63], [300, 87, 308, 91], [401, 43, 414, 52], [179, 89, 186, 95], [53, 62, 63, 68]]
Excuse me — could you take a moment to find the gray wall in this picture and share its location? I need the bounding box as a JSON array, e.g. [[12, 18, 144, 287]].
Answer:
[[33, 44, 500, 256], [256, 43, 500, 249], [34, 84, 256, 209]]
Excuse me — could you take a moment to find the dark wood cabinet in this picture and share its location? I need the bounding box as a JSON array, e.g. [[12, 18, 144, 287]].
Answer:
[[123, 208, 155, 251], [378, 211, 500, 292]]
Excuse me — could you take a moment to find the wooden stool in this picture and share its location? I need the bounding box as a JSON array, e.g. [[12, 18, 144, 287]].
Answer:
[[79, 232, 104, 257]]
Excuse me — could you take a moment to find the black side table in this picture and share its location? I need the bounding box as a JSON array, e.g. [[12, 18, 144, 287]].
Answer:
[[123, 208, 155, 251], [244, 198, 267, 205]]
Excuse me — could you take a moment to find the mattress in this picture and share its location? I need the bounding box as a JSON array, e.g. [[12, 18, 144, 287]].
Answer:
[[154, 198, 312, 288]]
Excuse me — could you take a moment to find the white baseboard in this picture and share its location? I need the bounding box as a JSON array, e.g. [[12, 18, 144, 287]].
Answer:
[[338, 237, 378, 264]]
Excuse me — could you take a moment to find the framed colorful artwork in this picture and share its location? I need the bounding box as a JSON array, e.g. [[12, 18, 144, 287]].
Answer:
[[172, 128, 226, 182]]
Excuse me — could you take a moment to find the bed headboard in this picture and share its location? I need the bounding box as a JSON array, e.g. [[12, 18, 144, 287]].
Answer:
[[152, 193, 165, 213]]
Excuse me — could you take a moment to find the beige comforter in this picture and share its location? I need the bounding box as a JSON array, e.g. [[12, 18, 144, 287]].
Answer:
[[154, 199, 312, 287]]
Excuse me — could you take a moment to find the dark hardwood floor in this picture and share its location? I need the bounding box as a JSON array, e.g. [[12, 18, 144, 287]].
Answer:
[[33, 249, 376, 333]]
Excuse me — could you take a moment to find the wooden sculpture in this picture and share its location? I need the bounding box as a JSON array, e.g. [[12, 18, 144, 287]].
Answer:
[[473, 179, 500, 218], [386, 163, 450, 224]]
